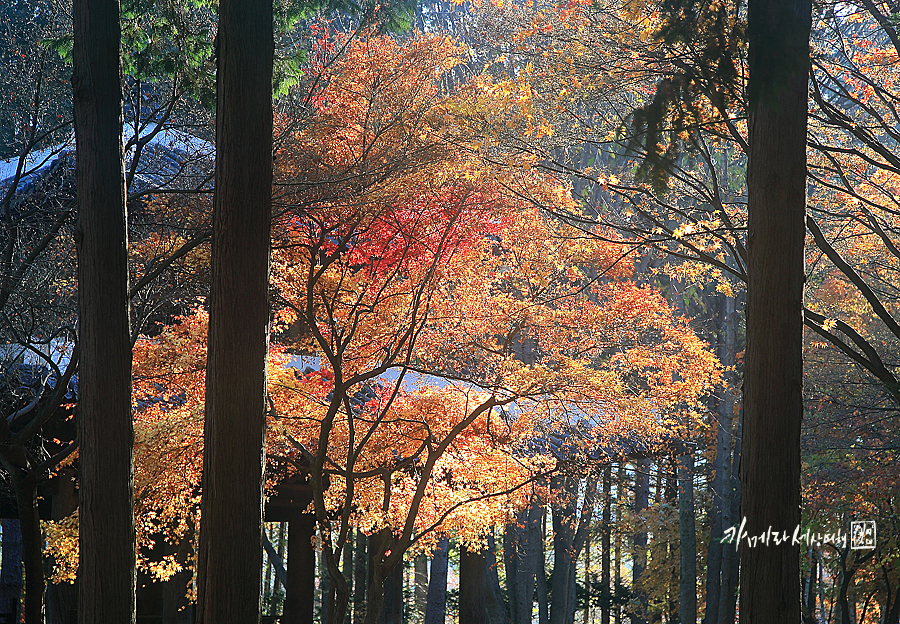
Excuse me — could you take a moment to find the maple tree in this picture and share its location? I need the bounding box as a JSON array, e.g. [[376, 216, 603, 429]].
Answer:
[[33, 29, 723, 624]]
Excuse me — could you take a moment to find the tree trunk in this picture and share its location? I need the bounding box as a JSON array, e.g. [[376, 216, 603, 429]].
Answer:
[[9, 475, 42, 624], [344, 535, 354, 624], [415, 553, 428, 620], [485, 534, 510, 624], [537, 511, 550, 624], [72, 0, 135, 619], [354, 532, 368, 624], [716, 298, 739, 624], [195, 0, 273, 621], [0, 518, 22, 620], [459, 542, 507, 624], [632, 460, 649, 624], [550, 472, 578, 624], [677, 453, 696, 624], [283, 514, 316, 624], [614, 464, 624, 624], [601, 467, 611, 624], [424, 536, 449, 624], [378, 557, 402, 624], [741, 2, 810, 624]]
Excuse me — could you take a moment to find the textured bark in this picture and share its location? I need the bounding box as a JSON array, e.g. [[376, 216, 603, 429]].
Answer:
[[536, 513, 550, 624], [601, 468, 611, 624], [717, 300, 740, 624], [424, 536, 449, 624], [353, 532, 368, 623], [632, 460, 650, 624], [195, 0, 273, 621], [0, 518, 22, 618], [549, 472, 577, 624], [459, 542, 507, 624], [677, 453, 696, 624], [377, 559, 402, 624], [614, 464, 624, 624], [414, 553, 428, 619], [72, 0, 136, 620], [741, 1, 810, 623], [283, 515, 316, 624]]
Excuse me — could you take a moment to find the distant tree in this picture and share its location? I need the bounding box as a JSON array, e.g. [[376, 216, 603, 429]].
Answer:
[[72, 1, 136, 624]]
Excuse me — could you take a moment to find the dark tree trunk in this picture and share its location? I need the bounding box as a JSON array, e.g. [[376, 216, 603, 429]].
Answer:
[[601, 467, 611, 624], [549, 472, 577, 624], [0, 518, 22, 619], [632, 460, 649, 624], [363, 529, 390, 624], [195, 0, 273, 620], [424, 536, 449, 624], [504, 520, 519, 624], [459, 542, 507, 624], [741, 1, 810, 624], [283, 514, 316, 624], [459, 546, 487, 624], [536, 511, 549, 624], [677, 453, 696, 624], [344, 532, 354, 624], [613, 464, 624, 624], [377, 557, 402, 624], [485, 535, 510, 624], [353, 532, 368, 624], [705, 406, 725, 624], [717, 298, 740, 624], [72, 0, 135, 620], [17, 479, 43, 624], [414, 553, 428, 620]]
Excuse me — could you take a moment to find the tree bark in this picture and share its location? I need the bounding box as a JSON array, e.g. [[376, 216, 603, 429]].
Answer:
[[459, 542, 507, 624], [72, 0, 136, 619], [741, 1, 810, 624], [632, 460, 649, 624], [424, 536, 449, 624], [550, 472, 578, 624], [354, 532, 368, 624], [0, 518, 22, 619], [717, 300, 740, 624], [601, 467, 611, 624], [195, 0, 273, 621], [283, 514, 316, 624], [677, 453, 696, 624]]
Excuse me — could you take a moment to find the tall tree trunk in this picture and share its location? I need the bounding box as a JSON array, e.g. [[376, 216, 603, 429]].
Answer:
[[354, 532, 368, 624], [196, 0, 274, 620], [705, 392, 725, 624], [344, 532, 354, 624], [601, 467, 611, 624], [485, 535, 510, 624], [741, 1, 810, 624], [614, 464, 624, 624], [0, 518, 22, 619], [717, 297, 739, 624], [632, 460, 649, 624], [72, 0, 135, 619], [424, 536, 449, 624], [415, 553, 428, 621], [459, 546, 488, 624], [677, 453, 696, 624], [459, 542, 507, 624], [377, 560, 402, 624], [283, 514, 316, 624], [550, 471, 578, 624], [537, 510, 550, 624]]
